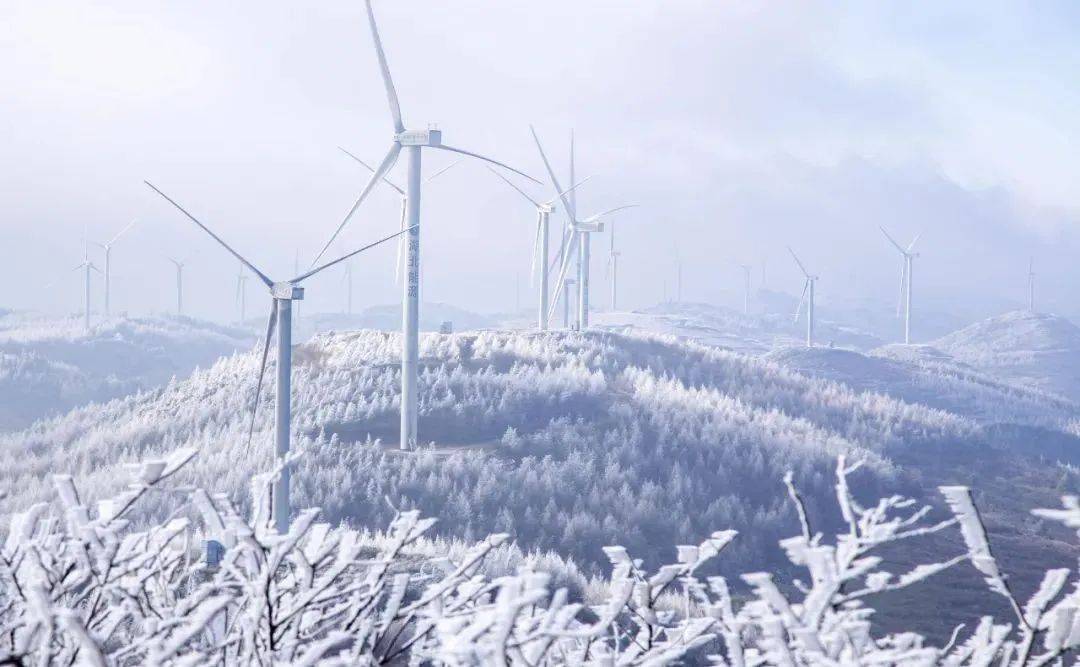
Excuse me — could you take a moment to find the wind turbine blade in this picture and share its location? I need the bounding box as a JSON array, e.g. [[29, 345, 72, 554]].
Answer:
[[107, 219, 138, 246], [144, 182, 274, 288], [486, 165, 541, 208], [339, 146, 405, 195], [247, 301, 278, 448], [530, 125, 575, 228], [364, 0, 404, 133], [313, 142, 402, 266], [293, 225, 416, 283], [547, 232, 580, 318], [432, 143, 540, 185], [547, 175, 594, 206], [424, 160, 461, 185], [879, 226, 906, 254], [906, 232, 922, 253], [787, 246, 809, 278], [582, 204, 639, 223], [794, 280, 809, 324]]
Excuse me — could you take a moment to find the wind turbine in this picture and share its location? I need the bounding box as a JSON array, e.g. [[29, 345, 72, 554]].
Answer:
[[788, 247, 817, 348], [531, 126, 636, 329], [146, 181, 410, 533], [1027, 257, 1036, 313], [166, 257, 186, 317], [314, 0, 537, 452], [737, 263, 752, 315], [73, 243, 101, 331], [486, 166, 592, 329], [880, 226, 920, 344], [608, 219, 620, 311], [93, 219, 137, 317], [236, 263, 248, 323]]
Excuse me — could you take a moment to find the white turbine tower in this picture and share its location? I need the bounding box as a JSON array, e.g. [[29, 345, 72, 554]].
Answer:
[[146, 182, 409, 533], [486, 166, 592, 330], [94, 219, 137, 317], [167, 257, 186, 317], [789, 247, 817, 348], [73, 243, 101, 331], [236, 263, 249, 323], [737, 263, 752, 315], [880, 226, 920, 344], [314, 0, 537, 451], [1028, 257, 1036, 313], [531, 126, 636, 330], [608, 219, 620, 311]]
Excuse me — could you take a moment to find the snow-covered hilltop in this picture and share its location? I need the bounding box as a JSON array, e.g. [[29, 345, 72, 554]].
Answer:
[[0, 311, 254, 430], [2, 328, 974, 572], [592, 301, 882, 354], [933, 310, 1080, 400]]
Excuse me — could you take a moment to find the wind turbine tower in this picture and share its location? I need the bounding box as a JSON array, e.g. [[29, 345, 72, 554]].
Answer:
[[608, 220, 620, 311], [737, 263, 752, 314], [236, 264, 248, 323], [147, 182, 408, 533], [74, 244, 101, 331], [788, 247, 817, 348], [313, 0, 537, 451], [94, 220, 136, 317], [1028, 257, 1036, 312], [880, 226, 920, 344], [167, 257, 185, 317]]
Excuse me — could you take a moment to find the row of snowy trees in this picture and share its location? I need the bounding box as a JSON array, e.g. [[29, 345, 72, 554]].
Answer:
[[4, 447, 1080, 665]]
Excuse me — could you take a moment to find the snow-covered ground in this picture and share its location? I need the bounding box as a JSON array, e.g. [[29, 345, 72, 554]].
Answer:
[[933, 310, 1080, 400], [0, 311, 254, 430], [592, 301, 882, 354]]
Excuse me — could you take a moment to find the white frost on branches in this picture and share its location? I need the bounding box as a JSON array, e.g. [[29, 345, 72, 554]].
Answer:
[[3, 448, 1080, 665]]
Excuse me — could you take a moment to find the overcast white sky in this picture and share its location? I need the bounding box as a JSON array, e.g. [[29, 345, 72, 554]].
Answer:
[[3, 1, 1080, 324]]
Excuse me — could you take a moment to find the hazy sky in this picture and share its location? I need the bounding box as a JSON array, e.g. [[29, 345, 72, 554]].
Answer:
[[3, 1, 1080, 325]]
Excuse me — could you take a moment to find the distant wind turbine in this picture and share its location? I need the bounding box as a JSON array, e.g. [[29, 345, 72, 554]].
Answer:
[[737, 263, 752, 315], [73, 243, 101, 331], [314, 0, 538, 451], [342, 261, 354, 315], [486, 165, 592, 329], [236, 263, 248, 323], [166, 257, 186, 317], [880, 226, 920, 344], [789, 247, 817, 348], [608, 219, 620, 311], [531, 126, 636, 329], [1028, 257, 1036, 313], [146, 181, 410, 533], [93, 219, 137, 317]]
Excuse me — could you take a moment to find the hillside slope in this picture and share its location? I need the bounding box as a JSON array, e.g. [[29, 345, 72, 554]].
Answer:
[[593, 301, 882, 354], [1, 329, 979, 573], [0, 312, 254, 430], [934, 310, 1080, 400]]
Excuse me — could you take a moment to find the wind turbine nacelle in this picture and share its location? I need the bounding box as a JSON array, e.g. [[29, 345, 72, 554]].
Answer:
[[272, 283, 305, 300], [575, 221, 605, 233], [397, 129, 443, 146], [540, 203, 555, 214]]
